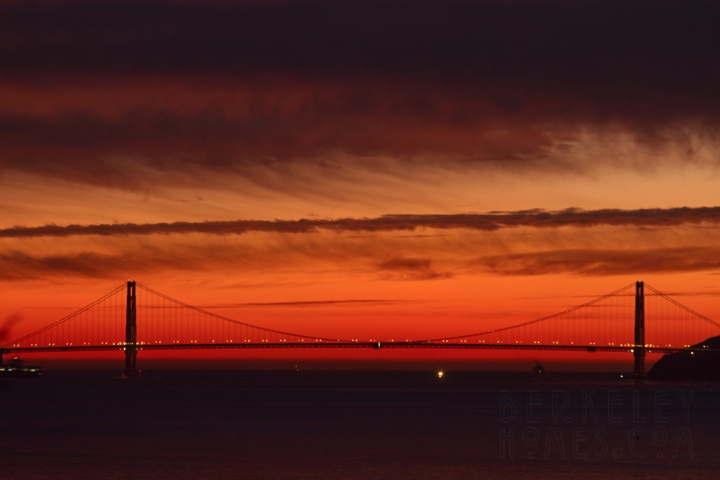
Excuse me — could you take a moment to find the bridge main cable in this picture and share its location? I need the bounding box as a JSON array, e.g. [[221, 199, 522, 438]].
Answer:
[[135, 282, 351, 343], [2, 283, 127, 348], [415, 282, 637, 343]]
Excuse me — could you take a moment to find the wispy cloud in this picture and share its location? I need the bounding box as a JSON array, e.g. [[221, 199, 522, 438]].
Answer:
[[482, 247, 720, 276], [377, 257, 453, 281], [204, 299, 412, 308]]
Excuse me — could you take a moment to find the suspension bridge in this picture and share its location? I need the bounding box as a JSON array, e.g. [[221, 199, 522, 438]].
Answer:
[[2, 281, 719, 377]]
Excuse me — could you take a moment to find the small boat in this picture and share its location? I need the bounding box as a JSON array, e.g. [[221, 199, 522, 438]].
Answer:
[[532, 362, 545, 374], [0, 357, 42, 378]]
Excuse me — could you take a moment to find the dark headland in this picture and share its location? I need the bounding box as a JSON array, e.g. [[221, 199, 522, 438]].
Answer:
[[648, 335, 720, 380]]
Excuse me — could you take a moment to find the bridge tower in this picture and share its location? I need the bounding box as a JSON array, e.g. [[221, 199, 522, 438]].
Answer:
[[124, 281, 139, 376], [634, 281, 645, 378]]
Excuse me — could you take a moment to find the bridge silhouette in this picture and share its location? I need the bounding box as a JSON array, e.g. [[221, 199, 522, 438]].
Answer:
[[2, 281, 719, 377]]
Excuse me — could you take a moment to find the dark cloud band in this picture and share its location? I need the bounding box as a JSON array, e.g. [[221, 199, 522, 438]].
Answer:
[[2, 207, 719, 238], [2, 0, 719, 185]]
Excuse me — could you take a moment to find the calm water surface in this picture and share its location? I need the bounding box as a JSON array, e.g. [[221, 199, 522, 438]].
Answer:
[[1, 370, 718, 479]]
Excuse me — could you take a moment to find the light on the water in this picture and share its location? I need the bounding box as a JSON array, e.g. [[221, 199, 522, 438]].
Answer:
[[437, 370, 444, 379]]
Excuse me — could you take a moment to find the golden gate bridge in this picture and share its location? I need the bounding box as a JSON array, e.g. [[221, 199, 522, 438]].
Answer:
[[2, 281, 720, 377]]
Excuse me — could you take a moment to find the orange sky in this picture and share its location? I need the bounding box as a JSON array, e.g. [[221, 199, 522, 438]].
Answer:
[[2, 0, 720, 370]]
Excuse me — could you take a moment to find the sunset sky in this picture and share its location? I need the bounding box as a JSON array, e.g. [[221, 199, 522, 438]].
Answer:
[[2, 0, 720, 369]]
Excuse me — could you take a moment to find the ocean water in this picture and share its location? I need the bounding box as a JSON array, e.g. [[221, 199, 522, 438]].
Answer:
[[1, 370, 718, 479]]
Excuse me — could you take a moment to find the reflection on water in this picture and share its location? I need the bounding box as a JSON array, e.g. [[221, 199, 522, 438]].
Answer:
[[1, 370, 717, 479]]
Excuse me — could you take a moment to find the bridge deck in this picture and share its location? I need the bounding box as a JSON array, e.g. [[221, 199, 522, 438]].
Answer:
[[1, 342, 687, 355]]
